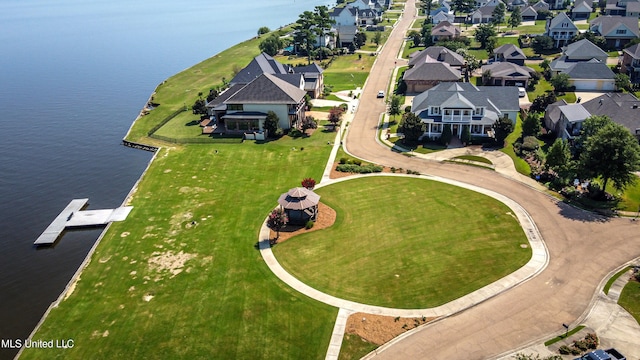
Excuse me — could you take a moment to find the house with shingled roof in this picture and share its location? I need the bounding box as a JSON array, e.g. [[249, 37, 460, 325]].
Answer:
[[549, 39, 608, 74], [493, 44, 527, 65], [481, 62, 535, 87], [411, 83, 520, 141], [545, 12, 579, 47], [570, 0, 593, 20], [408, 46, 466, 69], [431, 21, 461, 41], [544, 100, 591, 139], [403, 57, 462, 93], [589, 15, 640, 49], [582, 93, 640, 137], [562, 62, 616, 90], [470, 6, 496, 23], [621, 43, 640, 82], [522, 6, 538, 21]]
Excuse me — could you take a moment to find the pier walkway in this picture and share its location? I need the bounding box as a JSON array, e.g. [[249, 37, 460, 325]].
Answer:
[[34, 199, 132, 246]]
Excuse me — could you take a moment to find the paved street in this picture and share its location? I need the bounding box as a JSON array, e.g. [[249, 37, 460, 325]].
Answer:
[[343, 1, 640, 358]]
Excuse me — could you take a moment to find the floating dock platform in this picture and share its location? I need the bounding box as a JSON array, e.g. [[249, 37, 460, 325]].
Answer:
[[34, 199, 133, 246]]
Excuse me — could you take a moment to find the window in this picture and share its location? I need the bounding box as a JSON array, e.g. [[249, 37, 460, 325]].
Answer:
[[228, 104, 243, 111], [616, 29, 627, 34], [474, 107, 484, 116], [463, 110, 471, 116], [431, 106, 441, 115], [432, 124, 443, 133], [444, 109, 452, 116], [453, 109, 460, 116], [471, 125, 483, 134]]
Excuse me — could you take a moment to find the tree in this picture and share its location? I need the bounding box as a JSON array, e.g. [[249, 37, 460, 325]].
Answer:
[[580, 122, 640, 192], [301, 116, 317, 134], [457, 48, 481, 72], [328, 106, 344, 130], [530, 92, 557, 113], [569, 31, 607, 50], [532, 35, 554, 54], [493, 115, 514, 147], [475, 24, 497, 49], [615, 73, 632, 92], [461, 125, 471, 145], [388, 95, 402, 120], [294, 11, 317, 64], [440, 124, 452, 145], [522, 111, 541, 136], [451, 0, 474, 14], [192, 99, 207, 115], [545, 138, 573, 180], [264, 111, 281, 138], [550, 73, 571, 93], [259, 34, 283, 56], [408, 30, 422, 47], [313, 6, 335, 49], [354, 32, 367, 48], [486, 36, 498, 56], [267, 207, 288, 242], [257, 26, 270, 37], [373, 30, 382, 46], [421, 23, 434, 47], [508, 7, 522, 29], [399, 112, 426, 142], [491, 3, 506, 31], [574, 115, 613, 156], [421, 0, 435, 17], [301, 178, 316, 190]]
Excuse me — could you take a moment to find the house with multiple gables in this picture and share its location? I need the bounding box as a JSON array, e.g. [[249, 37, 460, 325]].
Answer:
[[532, 0, 551, 11], [432, 10, 455, 24], [545, 12, 579, 48], [621, 43, 640, 82], [481, 62, 535, 87], [431, 21, 462, 41], [204, 53, 323, 135], [544, 100, 591, 139], [549, 39, 615, 90], [521, 6, 539, 21], [409, 46, 466, 69], [470, 5, 496, 23], [403, 57, 462, 93], [589, 15, 640, 48], [549, 39, 608, 74], [493, 44, 527, 65], [411, 83, 520, 140], [604, 0, 640, 16]]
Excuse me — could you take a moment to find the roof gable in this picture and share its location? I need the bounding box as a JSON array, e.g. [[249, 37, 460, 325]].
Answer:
[[591, 15, 640, 37], [563, 39, 608, 60], [548, 12, 578, 31]]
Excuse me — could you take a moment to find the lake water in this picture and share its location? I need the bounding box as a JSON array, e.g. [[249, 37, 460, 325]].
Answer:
[[0, 0, 333, 358]]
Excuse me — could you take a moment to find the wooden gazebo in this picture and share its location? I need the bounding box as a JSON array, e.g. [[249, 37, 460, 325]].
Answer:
[[277, 187, 320, 225]]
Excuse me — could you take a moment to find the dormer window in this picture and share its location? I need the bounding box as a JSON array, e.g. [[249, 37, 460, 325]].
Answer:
[[616, 29, 627, 34]]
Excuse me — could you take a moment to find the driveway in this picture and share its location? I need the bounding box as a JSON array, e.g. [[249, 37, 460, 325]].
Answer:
[[344, 0, 640, 359]]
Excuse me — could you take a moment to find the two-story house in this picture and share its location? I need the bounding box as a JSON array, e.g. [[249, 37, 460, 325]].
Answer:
[[589, 15, 640, 48], [411, 83, 520, 141], [544, 100, 590, 140], [621, 43, 640, 82], [549, 39, 615, 90], [431, 21, 462, 41], [545, 12, 579, 47], [493, 44, 527, 65], [330, 6, 359, 26], [549, 38, 609, 74]]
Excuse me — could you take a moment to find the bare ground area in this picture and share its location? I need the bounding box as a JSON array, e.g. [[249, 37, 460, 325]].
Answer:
[[346, 312, 437, 345]]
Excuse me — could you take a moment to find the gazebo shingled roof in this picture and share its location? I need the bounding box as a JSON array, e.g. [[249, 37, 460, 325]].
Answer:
[[277, 187, 320, 210]]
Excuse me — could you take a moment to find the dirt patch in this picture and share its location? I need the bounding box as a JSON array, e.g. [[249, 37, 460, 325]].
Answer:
[[346, 313, 437, 345], [147, 250, 196, 278], [270, 202, 336, 244]]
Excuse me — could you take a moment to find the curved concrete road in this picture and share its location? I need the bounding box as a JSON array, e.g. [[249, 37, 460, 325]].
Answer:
[[344, 1, 640, 359]]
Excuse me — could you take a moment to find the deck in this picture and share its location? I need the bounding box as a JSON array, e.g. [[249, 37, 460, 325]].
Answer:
[[34, 199, 133, 246]]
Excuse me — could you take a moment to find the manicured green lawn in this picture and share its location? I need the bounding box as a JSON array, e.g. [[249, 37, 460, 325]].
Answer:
[[273, 177, 531, 309], [339, 334, 378, 360], [323, 54, 376, 92], [501, 114, 532, 176], [619, 279, 640, 324], [403, 42, 424, 59], [454, 155, 493, 164], [606, 180, 640, 212], [21, 131, 339, 359]]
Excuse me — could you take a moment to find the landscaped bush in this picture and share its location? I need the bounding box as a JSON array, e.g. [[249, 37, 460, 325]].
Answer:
[[584, 333, 598, 349], [336, 164, 383, 173], [288, 128, 303, 138], [339, 157, 348, 164], [522, 136, 539, 151], [305, 220, 314, 229]]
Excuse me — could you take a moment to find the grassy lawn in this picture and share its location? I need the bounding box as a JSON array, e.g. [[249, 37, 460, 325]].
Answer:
[[403, 42, 424, 59], [339, 334, 378, 360], [604, 266, 633, 295], [324, 53, 376, 92], [411, 18, 425, 29], [22, 127, 339, 359], [606, 180, 640, 212], [273, 177, 531, 309], [618, 278, 640, 324], [501, 114, 532, 176], [516, 20, 548, 34], [360, 27, 393, 52], [454, 155, 493, 164], [153, 111, 203, 139]]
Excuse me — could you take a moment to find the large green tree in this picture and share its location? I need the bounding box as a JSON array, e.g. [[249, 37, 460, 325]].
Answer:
[[550, 73, 571, 93], [475, 24, 497, 49], [508, 7, 522, 29], [388, 95, 402, 120], [451, 0, 474, 14], [259, 34, 283, 56], [294, 11, 317, 64], [313, 6, 334, 49], [264, 111, 281, 138], [522, 111, 541, 137], [545, 138, 573, 180], [399, 112, 426, 142], [580, 122, 640, 191], [493, 115, 514, 147], [532, 35, 554, 54], [491, 3, 506, 30]]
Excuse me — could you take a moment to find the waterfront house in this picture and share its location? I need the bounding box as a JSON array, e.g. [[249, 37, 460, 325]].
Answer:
[[330, 6, 358, 26], [545, 12, 579, 47], [411, 83, 520, 140], [589, 15, 640, 49]]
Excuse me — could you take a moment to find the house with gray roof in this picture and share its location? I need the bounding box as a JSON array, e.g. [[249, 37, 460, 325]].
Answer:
[[532, 0, 551, 11], [408, 46, 466, 69], [481, 62, 535, 87], [563, 62, 616, 90], [570, 0, 593, 20], [470, 6, 496, 23], [493, 44, 527, 65], [431, 10, 455, 24], [545, 12, 579, 47], [604, 0, 640, 15], [621, 43, 640, 82], [549, 39, 608, 74], [589, 15, 640, 49], [293, 63, 324, 99], [411, 83, 520, 140], [431, 21, 461, 41], [522, 6, 539, 21], [582, 93, 640, 137], [403, 57, 462, 93], [330, 6, 358, 26], [544, 100, 590, 139]]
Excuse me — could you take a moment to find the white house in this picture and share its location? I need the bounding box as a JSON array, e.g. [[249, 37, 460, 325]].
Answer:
[[330, 6, 358, 26], [411, 83, 520, 140], [545, 12, 579, 47]]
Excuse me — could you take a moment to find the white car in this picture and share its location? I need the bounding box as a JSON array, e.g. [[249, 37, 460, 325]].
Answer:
[[377, 90, 385, 98], [518, 87, 526, 98]]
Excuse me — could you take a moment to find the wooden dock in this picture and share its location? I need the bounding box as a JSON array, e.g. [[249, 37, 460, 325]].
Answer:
[[34, 199, 133, 246]]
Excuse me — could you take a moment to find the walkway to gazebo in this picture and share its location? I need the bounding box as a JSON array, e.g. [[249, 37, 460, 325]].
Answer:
[[277, 187, 320, 225]]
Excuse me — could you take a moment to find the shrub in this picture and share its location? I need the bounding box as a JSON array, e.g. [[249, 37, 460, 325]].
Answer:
[[288, 128, 303, 138], [352, 159, 362, 166], [305, 220, 314, 229], [335, 164, 383, 173], [584, 333, 598, 349], [339, 157, 348, 164], [521, 136, 539, 151], [573, 339, 588, 352], [274, 128, 284, 138]]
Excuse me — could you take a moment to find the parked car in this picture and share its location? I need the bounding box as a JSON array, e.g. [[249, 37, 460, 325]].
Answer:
[[377, 90, 385, 98], [518, 87, 526, 97]]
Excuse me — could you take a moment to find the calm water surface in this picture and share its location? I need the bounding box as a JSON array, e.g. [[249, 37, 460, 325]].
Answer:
[[0, 1, 332, 358]]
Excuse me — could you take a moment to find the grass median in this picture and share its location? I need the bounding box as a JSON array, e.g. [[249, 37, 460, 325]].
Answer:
[[273, 176, 531, 309]]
